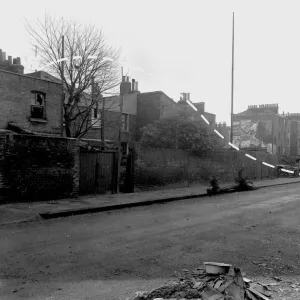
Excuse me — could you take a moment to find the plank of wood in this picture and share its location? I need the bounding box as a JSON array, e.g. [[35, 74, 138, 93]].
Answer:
[[247, 287, 270, 300]]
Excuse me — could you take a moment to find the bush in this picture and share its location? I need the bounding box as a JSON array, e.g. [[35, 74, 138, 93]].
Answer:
[[207, 175, 221, 196], [233, 168, 256, 191]]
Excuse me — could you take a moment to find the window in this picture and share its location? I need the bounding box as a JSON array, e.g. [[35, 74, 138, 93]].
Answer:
[[31, 91, 46, 119], [121, 142, 128, 155], [91, 107, 101, 127], [122, 113, 129, 131]]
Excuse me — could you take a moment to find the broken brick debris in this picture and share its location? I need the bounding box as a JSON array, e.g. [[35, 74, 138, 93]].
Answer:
[[131, 263, 274, 300]]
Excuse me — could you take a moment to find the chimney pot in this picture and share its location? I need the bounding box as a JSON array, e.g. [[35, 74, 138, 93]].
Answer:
[[132, 78, 135, 91], [16, 57, 21, 65], [2, 52, 6, 61], [8, 56, 12, 65], [13, 58, 17, 64]]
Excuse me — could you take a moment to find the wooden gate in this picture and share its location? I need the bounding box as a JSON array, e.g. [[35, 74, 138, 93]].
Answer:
[[79, 149, 118, 195]]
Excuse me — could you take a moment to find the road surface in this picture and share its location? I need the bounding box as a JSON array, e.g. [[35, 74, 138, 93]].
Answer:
[[1, 183, 300, 299]]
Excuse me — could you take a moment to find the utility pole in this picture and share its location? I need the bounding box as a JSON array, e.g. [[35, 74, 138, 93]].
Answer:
[[100, 94, 105, 141], [117, 67, 124, 193], [61, 35, 65, 137], [175, 120, 179, 149], [230, 12, 235, 144]]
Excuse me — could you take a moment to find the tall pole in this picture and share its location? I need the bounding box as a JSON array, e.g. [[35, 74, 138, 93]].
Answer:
[[117, 67, 124, 193], [61, 35, 65, 137], [101, 94, 105, 141], [230, 12, 235, 144]]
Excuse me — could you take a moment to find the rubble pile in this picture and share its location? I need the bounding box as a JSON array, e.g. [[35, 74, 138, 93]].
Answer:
[[130, 262, 274, 300]]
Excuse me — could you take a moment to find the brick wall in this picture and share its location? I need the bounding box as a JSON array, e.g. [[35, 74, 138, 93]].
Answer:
[[134, 144, 278, 190], [289, 120, 300, 157], [0, 70, 62, 135], [0, 133, 79, 203]]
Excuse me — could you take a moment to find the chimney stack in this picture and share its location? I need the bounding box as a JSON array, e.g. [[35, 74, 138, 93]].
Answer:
[[0, 49, 24, 74], [132, 78, 135, 91], [120, 75, 131, 94], [11, 56, 24, 74]]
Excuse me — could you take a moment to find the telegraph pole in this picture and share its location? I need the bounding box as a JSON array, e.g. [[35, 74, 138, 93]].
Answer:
[[116, 67, 124, 193], [61, 35, 65, 137], [230, 12, 235, 144], [100, 94, 105, 141]]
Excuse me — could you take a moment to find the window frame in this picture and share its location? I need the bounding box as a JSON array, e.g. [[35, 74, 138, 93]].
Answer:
[[30, 91, 47, 120], [122, 113, 129, 132], [91, 106, 101, 128]]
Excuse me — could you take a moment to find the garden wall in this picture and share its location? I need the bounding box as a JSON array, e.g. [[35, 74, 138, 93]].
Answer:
[[0, 133, 80, 203], [134, 144, 278, 190]]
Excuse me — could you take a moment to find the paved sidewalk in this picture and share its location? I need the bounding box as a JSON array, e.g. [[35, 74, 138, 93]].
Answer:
[[0, 177, 299, 225]]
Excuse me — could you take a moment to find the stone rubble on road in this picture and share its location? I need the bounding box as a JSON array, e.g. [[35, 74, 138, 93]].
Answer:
[[129, 262, 277, 300]]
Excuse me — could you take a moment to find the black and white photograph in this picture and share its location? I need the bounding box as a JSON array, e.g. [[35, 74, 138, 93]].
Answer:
[[1, 0, 300, 299]]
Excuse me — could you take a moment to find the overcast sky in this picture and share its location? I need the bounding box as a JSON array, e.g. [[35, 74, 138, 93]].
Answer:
[[1, 0, 300, 124]]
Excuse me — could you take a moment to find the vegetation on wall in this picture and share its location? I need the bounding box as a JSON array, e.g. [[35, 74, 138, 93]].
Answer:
[[139, 117, 220, 153]]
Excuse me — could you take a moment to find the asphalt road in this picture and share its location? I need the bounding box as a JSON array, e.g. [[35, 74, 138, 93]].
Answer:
[[1, 183, 300, 300]]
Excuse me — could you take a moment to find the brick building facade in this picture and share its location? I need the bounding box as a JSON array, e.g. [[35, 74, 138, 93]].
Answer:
[[136, 91, 181, 140], [233, 104, 289, 156], [0, 52, 62, 136], [284, 113, 300, 159]]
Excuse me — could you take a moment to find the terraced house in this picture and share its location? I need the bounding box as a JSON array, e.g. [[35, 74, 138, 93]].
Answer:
[[233, 104, 290, 156], [0, 48, 219, 154], [0, 48, 62, 135]]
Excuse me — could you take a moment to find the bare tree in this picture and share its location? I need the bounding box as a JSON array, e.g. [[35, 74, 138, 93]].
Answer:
[[25, 14, 122, 138]]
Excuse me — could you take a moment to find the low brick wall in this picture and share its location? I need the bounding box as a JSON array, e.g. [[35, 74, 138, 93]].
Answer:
[[134, 144, 278, 190], [0, 133, 80, 203]]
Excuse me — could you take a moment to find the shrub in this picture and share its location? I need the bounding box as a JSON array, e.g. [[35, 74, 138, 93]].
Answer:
[[233, 168, 256, 191], [207, 175, 221, 196]]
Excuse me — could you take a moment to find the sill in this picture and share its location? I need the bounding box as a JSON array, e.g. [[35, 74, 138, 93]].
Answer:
[[30, 118, 48, 123]]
